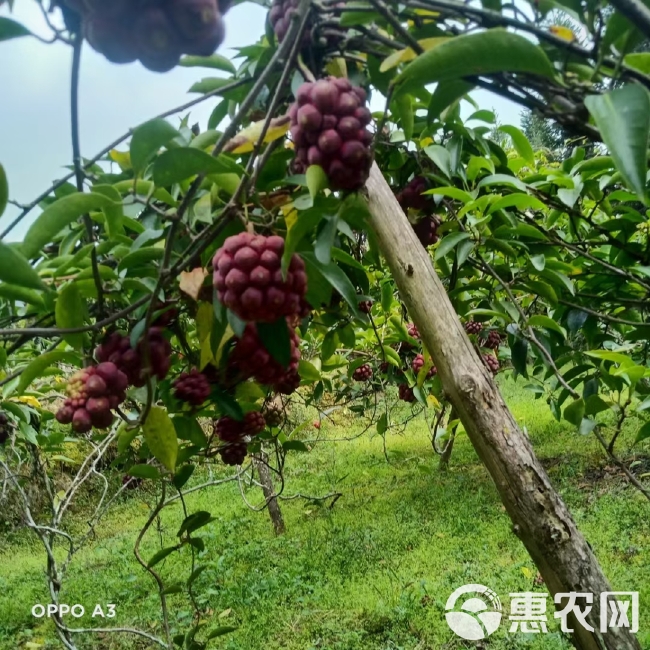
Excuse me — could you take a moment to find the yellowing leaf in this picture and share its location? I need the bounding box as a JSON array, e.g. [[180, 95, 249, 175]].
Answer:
[[325, 57, 348, 78], [521, 566, 534, 579], [12, 395, 41, 408], [380, 37, 450, 72], [109, 149, 132, 171], [225, 115, 290, 154], [549, 25, 576, 42], [143, 406, 178, 473], [179, 267, 208, 301], [426, 395, 440, 409]]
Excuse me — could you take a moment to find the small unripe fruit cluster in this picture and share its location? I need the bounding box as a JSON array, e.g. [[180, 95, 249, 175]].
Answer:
[[407, 323, 420, 339], [412, 354, 437, 378], [56, 362, 128, 433], [229, 320, 301, 394], [123, 475, 143, 490], [64, 0, 229, 73], [379, 361, 390, 374], [263, 404, 283, 427], [399, 383, 416, 403], [464, 320, 483, 335], [213, 233, 307, 323], [173, 369, 211, 406], [95, 329, 172, 387], [214, 412, 265, 466], [482, 331, 502, 350], [0, 411, 11, 445], [289, 77, 373, 191], [483, 353, 500, 375], [359, 300, 373, 314], [352, 363, 372, 381], [413, 215, 441, 247]]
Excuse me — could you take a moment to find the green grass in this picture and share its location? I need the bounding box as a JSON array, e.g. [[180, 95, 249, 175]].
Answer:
[[1, 377, 649, 649]]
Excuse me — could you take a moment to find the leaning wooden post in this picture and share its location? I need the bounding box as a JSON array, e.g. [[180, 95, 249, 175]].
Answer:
[[364, 162, 640, 650]]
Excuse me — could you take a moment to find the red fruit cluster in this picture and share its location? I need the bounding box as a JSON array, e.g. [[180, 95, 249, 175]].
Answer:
[[379, 361, 390, 374], [398, 383, 415, 403], [396, 176, 431, 213], [152, 301, 179, 327], [359, 300, 373, 314], [464, 320, 483, 335], [0, 411, 11, 445], [407, 323, 420, 339], [173, 369, 211, 406], [229, 321, 301, 394], [56, 362, 128, 434], [352, 364, 372, 381], [412, 354, 437, 379], [64, 0, 229, 73], [289, 77, 373, 191], [213, 233, 307, 323], [95, 329, 172, 387], [483, 353, 500, 375], [482, 331, 502, 350], [122, 475, 143, 490], [269, 0, 311, 44], [413, 215, 441, 247], [214, 412, 265, 466]]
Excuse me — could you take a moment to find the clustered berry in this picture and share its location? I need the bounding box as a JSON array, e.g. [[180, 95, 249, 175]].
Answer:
[[483, 353, 500, 375], [173, 369, 211, 406], [412, 354, 437, 379], [395, 177, 442, 247], [482, 331, 502, 350], [63, 0, 230, 72], [214, 412, 265, 466], [0, 411, 12, 445], [269, 0, 311, 44], [263, 404, 283, 427], [359, 300, 373, 314], [213, 233, 308, 323], [413, 215, 441, 247], [229, 320, 302, 394], [379, 361, 390, 374], [56, 362, 129, 434], [289, 77, 373, 191], [464, 320, 483, 335], [398, 383, 416, 403], [407, 323, 420, 339], [352, 363, 372, 381], [95, 329, 172, 387]]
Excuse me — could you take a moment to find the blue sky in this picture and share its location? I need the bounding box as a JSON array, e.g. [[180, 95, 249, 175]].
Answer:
[[0, 1, 520, 241]]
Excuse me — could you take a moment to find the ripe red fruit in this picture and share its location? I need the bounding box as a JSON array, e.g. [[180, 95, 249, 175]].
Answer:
[[482, 331, 502, 350], [72, 409, 92, 434], [412, 354, 437, 378], [219, 443, 248, 466], [398, 384, 416, 403], [86, 374, 107, 397], [289, 77, 373, 191], [274, 368, 301, 395], [313, 420, 321, 429], [213, 233, 308, 323], [407, 323, 420, 339], [483, 353, 500, 375], [352, 364, 372, 381], [134, 8, 181, 73], [56, 406, 75, 425], [173, 369, 211, 407], [465, 320, 483, 335], [83, 16, 138, 64], [359, 300, 372, 314], [215, 416, 244, 442], [413, 215, 441, 247], [243, 411, 266, 436]]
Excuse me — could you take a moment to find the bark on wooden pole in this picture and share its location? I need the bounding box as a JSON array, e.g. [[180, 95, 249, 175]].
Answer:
[[365, 162, 640, 650]]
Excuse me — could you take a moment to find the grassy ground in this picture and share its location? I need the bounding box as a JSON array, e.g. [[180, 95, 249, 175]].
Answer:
[[1, 377, 649, 649]]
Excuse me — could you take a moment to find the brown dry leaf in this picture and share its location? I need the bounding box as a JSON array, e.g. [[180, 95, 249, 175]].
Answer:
[[179, 267, 208, 300]]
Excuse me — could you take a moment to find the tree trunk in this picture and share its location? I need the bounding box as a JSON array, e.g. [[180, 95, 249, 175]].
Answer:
[[365, 162, 640, 650], [253, 452, 285, 535]]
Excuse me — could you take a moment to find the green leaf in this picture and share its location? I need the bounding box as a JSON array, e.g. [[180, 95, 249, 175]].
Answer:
[[478, 174, 528, 192], [381, 282, 393, 312], [153, 148, 242, 187], [566, 309, 588, 333], [281, 209, 323, 275], [147, 546, 177, 568], [564, 398, 585, 426], [206, 626, 238, 640], [117, 424, 140, 454], [528, 315, 566, 339], [424, 186, 474, 204], [180, 54, 236, 73], [16, 350, 81, 396], [187, 565, 208, 587], [55, 283, 85, 349], [584, 395, 610, 416], [128, 464, 162, 480], [510, 337, 528, 377], [381, 345, 402, 367], [298, 359, 321, 381], [423, 145, 451, 178], [394, 94, 414, 141], [522, 280, 558, 305], [428, 79, 474, 122], [584, 85, 650, 203], [0, 242, 46, 290], [306, 165, 329, 198], [634, 421, 650, 444], [257, 318, 291, 367], [395, 29, 555, 95], [282, 440, 309, 452], [143, 407, 179, 473], [161, 584, 184, 595], [0, 17, 31, 42], [22, 192, 117, 259], [188, 76, 236, 94], [302, 252, 362, 319], [434, 232, 471, 261], [172, 464, 196, 489], [498, 125, 535, 165], [91, 184, 124, 237], [321, 330, 338, 361], [130, 119, 180, 175], [315, 215, 338, 265], [377, 413, 388, 435], [0, 163, 8, 218], [487, 194, 546, 214], [173, 416, 208, 447], [177, 511, 214, 537]]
